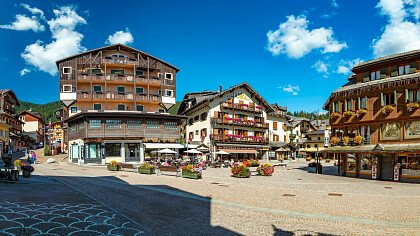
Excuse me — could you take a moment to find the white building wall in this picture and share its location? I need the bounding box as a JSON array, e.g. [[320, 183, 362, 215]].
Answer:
[[185, 107, 212, 145], [266, 116, 287, 142], [22, 121, 39, 132]]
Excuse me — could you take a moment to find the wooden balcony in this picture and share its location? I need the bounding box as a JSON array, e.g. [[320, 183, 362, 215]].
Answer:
[[102, 57, 137, 66], [220, 102, 263, 113], [211, 118, 269, 129], [210, 134, 269, 144]]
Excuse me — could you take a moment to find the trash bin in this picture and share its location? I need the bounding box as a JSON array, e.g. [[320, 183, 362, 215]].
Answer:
[[317, 163, 322, 174]]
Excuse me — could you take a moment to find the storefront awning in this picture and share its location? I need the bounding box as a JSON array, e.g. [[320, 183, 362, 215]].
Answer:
[[325, 144, 420, 153], [144, 143, 184, 149], [219, 149, 258, 154]]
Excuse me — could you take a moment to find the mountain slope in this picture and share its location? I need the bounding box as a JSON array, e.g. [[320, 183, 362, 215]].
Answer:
[[16, 101, 61, 123]]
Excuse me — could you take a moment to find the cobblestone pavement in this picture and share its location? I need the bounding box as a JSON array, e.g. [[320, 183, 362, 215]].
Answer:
[[15, 161, 420, 235]]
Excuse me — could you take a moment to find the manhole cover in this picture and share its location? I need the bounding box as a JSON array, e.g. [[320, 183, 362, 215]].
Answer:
[[385, 186, 392, 189], [328, 193, 342, 196], [282, 194, 295, 197]]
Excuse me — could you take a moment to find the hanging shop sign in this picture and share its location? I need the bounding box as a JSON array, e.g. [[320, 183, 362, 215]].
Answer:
[[372, 165, 377, 179], [393, 164, 399, 181]]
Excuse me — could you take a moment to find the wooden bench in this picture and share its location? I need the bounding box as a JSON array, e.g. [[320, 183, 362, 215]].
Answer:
[[118, 163, 139, 172], [158, 166, 180, 177]]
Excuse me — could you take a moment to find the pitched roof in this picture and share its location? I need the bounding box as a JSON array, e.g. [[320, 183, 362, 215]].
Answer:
[[0, 89, 20, 106], [18, 110, 46, 124], [55, 44, 179, 71], [353, 49, 420, 72], [180, 82, 275, 115], [323, 72, 420, 110]]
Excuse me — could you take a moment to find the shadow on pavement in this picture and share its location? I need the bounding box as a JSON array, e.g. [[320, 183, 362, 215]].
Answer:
[[292, 165, 339, 176], [272, 224, 338, 236], [0, 174, 240, 236]]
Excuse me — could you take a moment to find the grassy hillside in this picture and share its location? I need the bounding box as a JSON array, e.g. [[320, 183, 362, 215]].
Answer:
[[168, 101, 181, 115], [17, 101, 61, 123]]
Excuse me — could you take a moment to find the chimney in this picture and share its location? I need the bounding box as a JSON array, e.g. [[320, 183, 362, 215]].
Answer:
[[219, 85, 222, 92]]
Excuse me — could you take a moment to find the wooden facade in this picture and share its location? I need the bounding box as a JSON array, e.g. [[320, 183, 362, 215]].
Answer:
[[324, 49, 420, 183]]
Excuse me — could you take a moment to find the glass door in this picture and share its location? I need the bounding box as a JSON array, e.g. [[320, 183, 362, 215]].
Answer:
[[71, 144, 79, 163], [84, 143, 102, 164], [125, 143, 140, 162]]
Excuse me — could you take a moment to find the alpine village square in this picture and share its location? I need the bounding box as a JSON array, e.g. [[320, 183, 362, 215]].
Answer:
[[0, 1, 420, 235]]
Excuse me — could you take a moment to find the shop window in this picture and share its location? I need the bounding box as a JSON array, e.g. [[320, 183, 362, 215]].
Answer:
[[105, 143, 121, 157], [106, 119, 122, 128], [346, 154, 356, 172], [400, 155, 420, 177], [359, 154, 372, 174], [89, 120, 101, 128]]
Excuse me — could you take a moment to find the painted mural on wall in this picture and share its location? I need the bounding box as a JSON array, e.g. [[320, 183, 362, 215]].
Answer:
[[405, 121, 420, 139], [381, 122, 401, 140]]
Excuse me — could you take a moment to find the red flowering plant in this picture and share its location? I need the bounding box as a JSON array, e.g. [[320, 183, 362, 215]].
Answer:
[[257, 163, 274, 176], [20, 162, 34, 172], [381, 105, 394, 115], [231, 164, 251, 178], [242, 159, 251, 167], [406, 102, 420, 112]]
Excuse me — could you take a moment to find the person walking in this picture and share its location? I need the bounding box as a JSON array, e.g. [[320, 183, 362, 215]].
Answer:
[[31, 151, 37, 164]]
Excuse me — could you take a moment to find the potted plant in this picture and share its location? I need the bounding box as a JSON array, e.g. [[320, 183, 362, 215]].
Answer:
[[381, 105, 394, 115], [231, 164, 251, 178], [181, 164, 202, 179], [138, 162, 155, 174], [343, 111, 353, 117], [330, 137, 340, 146], [14, 160, 22, 170], [406, 102, 420, 112], [257, 163, 274, 176], [356, 109, 367, 117], [107, 160, 120, 171], [343, 136, 350, 145], [354, 135, 363, 145], [20, 163, 34, 178]]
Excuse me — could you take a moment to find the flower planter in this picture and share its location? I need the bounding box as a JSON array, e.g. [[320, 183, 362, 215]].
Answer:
[[248, 166, 258, 172], [107, 165, 120, 171], [182, 171, 201, 179], [232, 174, 250, 178], [138, 168, 155, 175], [22, 169, 31, 178]]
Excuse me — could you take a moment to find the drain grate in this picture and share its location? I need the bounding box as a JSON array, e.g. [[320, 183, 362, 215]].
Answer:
[[282, 194, 296, 197], [328, 193, 343, 196], [385, 186, 392, 189]]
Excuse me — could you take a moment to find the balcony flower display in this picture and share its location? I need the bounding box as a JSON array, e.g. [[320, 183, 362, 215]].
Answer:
[[343, 136, 350, 145], [356, 109, 367, 117], [234, 135, 242, 139], [240, 103, 248, 107], [226, 117, 233, 121], [381, 105, 394, 115], [406, 102, 420, 112], [343, 111, 353, 117], [231, 164, 251, 178], [330, 112, 340, 119], [330, 137, 340, 146], [257, 163, 274, 176], [234, 118, 242, 123], [256, 105, 263, 109], [354, 135, 363, 145]]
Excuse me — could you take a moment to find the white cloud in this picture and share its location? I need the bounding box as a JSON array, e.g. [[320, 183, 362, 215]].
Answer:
[[21, 6, 87, 76], [373, 0, 420, 57], [0, 14, 44, 32], [312, 60, 329, 74], [331, 0, 339, 8], [281, 84, 300, 95], [336, 58, 363, 74], [106, 28, 134, 45], [21, 3, 45, 20], [266, 15, 347, 58], [20, 68, 30, 76]]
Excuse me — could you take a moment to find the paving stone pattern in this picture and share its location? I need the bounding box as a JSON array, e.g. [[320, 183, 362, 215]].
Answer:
[[0, 201, 144, 236]]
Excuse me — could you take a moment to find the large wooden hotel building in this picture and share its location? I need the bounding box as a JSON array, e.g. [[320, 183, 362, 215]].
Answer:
[[57, 44, 185, 165], [324, 50, 420, 183]]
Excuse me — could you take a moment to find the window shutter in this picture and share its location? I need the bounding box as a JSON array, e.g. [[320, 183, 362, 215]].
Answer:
[[410, 62, 417, 74], [390, 66, 398, 77], [380, 93, 384, 106], [273, 121, 278, 130], [351, 99, 354, 110], [214, 111, 218, 118], [363, 72, 369, 82], [332, 102, 335, 113], [358, 97, 361, 110], [339, 102, 342, 112], [405, 89, 409, 103], [344, 100, 348, 111], [394, 91, 398, 105], [380, 68, 387, 79]]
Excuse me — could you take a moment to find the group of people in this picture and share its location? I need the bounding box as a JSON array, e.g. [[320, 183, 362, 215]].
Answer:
[[26, 150, 37, 164]]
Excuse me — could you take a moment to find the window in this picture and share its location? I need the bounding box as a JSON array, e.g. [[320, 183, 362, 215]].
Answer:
[[360, 154, 373, 174], [106, 119, 122, 128], [62, 85, 72, 92], [117, 86, 125, 93], [146, 120, 160, 129], [157, 73, 164, 79], [93, 85, 102, 92], [195, 130, 199, 135], [89, 120, 101, 128], [158, 109, 165, 113], [188, 132, 194, 140], [78, 122, 84, 130], [200, 112, 207, 121], [200, 128, 207, 137], [136, 69, 144, 76], [111, 69, 124, 75], [105, 143, 121, 157], [165, 73, 173, 80], [345, 100, 353, 111], [332, 101, 340, 113], [370, 70, 380, 80], [136, 105, 144, 111], [406, 89, 420, 102], [93, 104, 102, 110], [194, 115, 199, 122], [127, 120, 141, 129], [381, 92, 396, 106], [399, 65, 410, 75], [346, 153, 356, 172], [358, 97, 367, 109], [136, 87, 144, 94], [117, 104, 126, 111], [188, 118, 193, 125], [164, 122, 177, 129], [63, 67, 72, 74], [165, 89, 173, 97], [307, 145, 311, 148], [70, 107, 78, 113]]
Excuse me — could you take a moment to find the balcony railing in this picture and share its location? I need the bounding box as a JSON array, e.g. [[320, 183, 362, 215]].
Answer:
[[220, 102, 263, 113], [211, 118, 269, 129], [77, 91, 166, 103], [102, 57, 137, 65], [210, 134, 268, 144]]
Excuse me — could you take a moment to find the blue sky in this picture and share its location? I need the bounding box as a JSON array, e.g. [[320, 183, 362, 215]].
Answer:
[[1, 0, 419, 112]]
